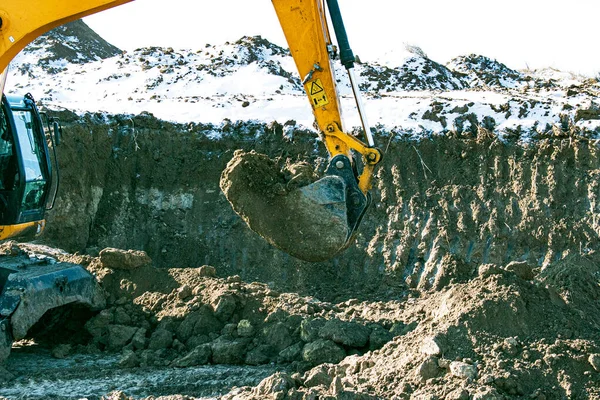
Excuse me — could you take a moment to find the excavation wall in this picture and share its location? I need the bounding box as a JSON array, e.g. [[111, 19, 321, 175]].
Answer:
[[42, 111, 600, 300]]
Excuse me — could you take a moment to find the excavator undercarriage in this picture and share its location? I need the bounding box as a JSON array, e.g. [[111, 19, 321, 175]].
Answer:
[[0, 244, 105, 363]]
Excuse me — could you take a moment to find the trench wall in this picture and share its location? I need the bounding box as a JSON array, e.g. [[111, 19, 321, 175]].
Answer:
[[41, 111, 600, 300]]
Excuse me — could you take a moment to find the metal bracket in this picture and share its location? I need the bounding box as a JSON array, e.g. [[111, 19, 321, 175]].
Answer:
[[324, 154, 371, 240]]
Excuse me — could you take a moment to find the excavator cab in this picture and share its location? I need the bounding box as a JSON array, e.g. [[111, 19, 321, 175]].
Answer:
[[0, 93, 57, 240]]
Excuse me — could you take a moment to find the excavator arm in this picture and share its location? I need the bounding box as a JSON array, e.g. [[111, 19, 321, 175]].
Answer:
[[0, 0, 381, 260], [0, 0, 133, 73], [272, 0, 381, 194]]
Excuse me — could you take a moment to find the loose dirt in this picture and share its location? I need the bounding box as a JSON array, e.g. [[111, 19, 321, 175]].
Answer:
[[2, 244, 600, 399], [220, 150, 349, 262], [3, 114, 600, 399]]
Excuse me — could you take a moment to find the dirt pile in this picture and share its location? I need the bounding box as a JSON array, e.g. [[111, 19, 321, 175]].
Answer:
[[3, 244, 599, 399], [226, 254, 600, 400], [38, 247, 394, 372], [220, 150, 349, 262]]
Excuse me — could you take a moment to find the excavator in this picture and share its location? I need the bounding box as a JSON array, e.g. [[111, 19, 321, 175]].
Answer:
[[0, 0, 382, 362]]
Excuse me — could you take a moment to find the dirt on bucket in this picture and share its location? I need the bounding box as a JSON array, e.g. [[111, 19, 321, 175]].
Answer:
[[220, 150, 349, 262]]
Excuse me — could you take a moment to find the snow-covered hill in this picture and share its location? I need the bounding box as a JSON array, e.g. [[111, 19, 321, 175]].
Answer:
[[6, 20, 600, 139]]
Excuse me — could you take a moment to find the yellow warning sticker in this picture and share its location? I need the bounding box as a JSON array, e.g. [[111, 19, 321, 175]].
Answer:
[[307, 79, 329, 107]]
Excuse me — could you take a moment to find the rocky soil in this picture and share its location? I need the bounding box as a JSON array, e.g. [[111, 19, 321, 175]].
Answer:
[[2, 99, 600, 400], [2, 241, 600, 399], [38, 109, 600, 301]]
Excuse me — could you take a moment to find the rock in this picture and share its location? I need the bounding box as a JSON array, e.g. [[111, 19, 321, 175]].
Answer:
[[245, 344, 274, 365], [302, 339, 346, 365], [446, 389, 470, 400], [329, 376, 343, 397], [51, 344, 72, 359], [106, 325, 138, 351], [172, 339, 186, 353], [177, 284, 193, 300], [173, 344, 211, 367], [265, 309, 287, 324], [319, 319, 370, 348], [211, 338, 248, 365], [221, 323, 238, 338], [420, 337, 443, 356], [418, 356, 441, 381], [504, 261, 535, 280], [85, 309, 113, 339], [99, 248, 151, 270], [303, 365, 332, 387], [186, 335, 210, 348], [131, 328, 147, 350], [213, 294, 237, 321], [278, 342, 303, 363], [588, 353, 600, 371], [264, 322, 293, 352], [139, 349, 156, 366], [285, 314, 304, 331], [368, 324, 394, 351], [119, 349, 139, 368], [502, 337, 520, 356], [148, 329, 173, 350], [389, 321, 416, 337], [237, 319, 255, 337], [253, 372, 295, 397], [113, 308, 132, 325], [198, 265, 217, 277], [450, 361, 478, 380], [176, 305, 222, 342], [478, 264, 503, 279], [300, 318, 326, 342]]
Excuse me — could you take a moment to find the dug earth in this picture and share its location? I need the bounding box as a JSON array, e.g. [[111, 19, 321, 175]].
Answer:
[[1, 243, 600, 399], [3, 113, 600, 398]]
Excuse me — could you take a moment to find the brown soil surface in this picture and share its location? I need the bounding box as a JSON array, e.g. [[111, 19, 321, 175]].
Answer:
[[3, 114, 599, 399], [220, 150, 349, 262], [2, 244, 600, 399]]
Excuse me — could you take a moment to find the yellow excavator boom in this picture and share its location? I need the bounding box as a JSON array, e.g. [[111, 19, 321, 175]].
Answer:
[[0, 0, 133, 73], [0, 0, 381, 258], [0, 0, 380, 190]]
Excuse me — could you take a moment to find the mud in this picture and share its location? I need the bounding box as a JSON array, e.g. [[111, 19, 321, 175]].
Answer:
[[0, 347, 275, 399], [220, 150, 349, 262]]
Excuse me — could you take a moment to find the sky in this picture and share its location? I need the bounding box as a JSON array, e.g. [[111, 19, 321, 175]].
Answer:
[[84, 0, 600, 77]]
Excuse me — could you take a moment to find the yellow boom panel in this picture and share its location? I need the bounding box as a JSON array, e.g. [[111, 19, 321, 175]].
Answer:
[[0, 0, 133, 72], [272, 0, 380, 193], [271, 0, 350, 159]]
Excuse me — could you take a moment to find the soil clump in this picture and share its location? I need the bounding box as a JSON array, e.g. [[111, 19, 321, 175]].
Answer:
[[220, 150, 349, 262]]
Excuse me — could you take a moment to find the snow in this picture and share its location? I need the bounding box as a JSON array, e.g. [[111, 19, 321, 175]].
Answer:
[[5, 34, 600, 141]]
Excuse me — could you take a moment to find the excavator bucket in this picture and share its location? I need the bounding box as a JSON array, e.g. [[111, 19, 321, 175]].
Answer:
[[220, 150, 369, 262]]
